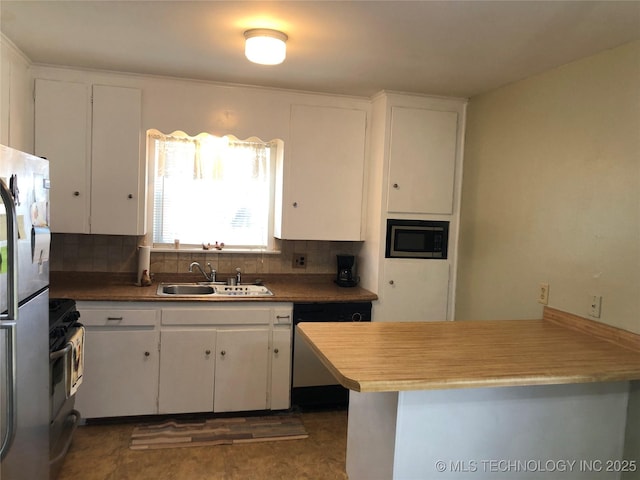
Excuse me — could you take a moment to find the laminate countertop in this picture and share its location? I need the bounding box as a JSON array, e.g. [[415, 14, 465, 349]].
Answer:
[[296, 315, 640, 392], [49, 272, 378, 304]]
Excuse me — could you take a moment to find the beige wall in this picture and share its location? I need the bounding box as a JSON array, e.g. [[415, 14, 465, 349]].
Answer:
[[456, 41, 640, 333]]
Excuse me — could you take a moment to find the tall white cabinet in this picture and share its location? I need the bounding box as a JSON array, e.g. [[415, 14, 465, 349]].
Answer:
[[361, 92, 467, 322], [34, 79, 146, 235]]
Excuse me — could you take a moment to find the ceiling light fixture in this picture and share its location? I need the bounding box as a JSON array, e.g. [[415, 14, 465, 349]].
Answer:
[[244, 28, 288, 66]]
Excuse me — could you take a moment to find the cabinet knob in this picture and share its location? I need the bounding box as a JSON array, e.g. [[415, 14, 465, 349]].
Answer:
[[389, 280, 395, 285], [128, 194, 133, 199], [205, 349, 211, 355], [292, 202, 298, 208], [274, 348, 279, 354], [73, 191, 80, 197], [144, 351, 150, 357], [392, 183, 399, 189], [220, 350, 226, 356]]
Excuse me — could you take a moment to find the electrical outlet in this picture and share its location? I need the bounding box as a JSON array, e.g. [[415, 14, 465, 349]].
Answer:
[[589, 295, 602, 318], [293, 254, 307, 269], [538, 283, 549, 305]]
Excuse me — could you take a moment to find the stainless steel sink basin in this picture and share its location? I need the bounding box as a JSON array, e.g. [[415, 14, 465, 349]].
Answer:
[[156, 283, 273, 297], [157, 284, 216, 296]]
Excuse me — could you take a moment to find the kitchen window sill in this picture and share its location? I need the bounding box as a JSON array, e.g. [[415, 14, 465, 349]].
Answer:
[[151, 246, 281, 255]]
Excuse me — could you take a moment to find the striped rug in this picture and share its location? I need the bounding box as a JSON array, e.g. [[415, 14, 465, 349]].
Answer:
[[129, 414, 308, 450]]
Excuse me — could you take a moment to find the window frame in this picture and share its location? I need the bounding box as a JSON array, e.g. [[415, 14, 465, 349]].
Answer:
[[146, 130, 282, 253]]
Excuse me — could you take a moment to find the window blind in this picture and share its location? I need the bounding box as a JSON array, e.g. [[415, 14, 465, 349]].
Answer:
[[150, 131, 276, 249]]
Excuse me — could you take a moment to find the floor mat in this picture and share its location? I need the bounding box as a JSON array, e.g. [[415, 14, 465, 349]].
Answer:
[[129, 414, 308, 450]]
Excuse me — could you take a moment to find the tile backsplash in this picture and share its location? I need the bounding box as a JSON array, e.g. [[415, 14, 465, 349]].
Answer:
[[50, 234, 362, 276]]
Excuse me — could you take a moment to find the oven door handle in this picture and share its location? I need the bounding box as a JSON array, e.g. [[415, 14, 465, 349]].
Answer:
[[0, 177, 19, 461], [50, 342, 74, 399], [50, 343, 72, 361]]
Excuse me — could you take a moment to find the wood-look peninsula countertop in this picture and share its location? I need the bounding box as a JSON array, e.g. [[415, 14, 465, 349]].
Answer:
[[296, 316, 640, 392], [49, 272, 377, 303]]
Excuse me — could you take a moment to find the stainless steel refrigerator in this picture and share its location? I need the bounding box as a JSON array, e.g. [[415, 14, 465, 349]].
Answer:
[[0, 144, 50, 480]]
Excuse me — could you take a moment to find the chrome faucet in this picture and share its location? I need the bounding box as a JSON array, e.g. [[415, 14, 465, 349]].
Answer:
[[189, 262, 216, 282]]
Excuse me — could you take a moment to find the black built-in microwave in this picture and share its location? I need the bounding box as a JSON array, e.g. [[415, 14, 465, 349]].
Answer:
[[385, 219, 449, 259]]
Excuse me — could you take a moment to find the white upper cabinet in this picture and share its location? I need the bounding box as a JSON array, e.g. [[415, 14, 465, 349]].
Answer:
[[90, 85, 144, 235], [35, 79, 91, 233], [34, 79, 145, 235], [387, 106, 459, 214], [276, 104, 367, 240]]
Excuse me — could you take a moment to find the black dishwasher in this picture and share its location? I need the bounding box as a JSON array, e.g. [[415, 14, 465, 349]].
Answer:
[[292, 302, 372, 409]]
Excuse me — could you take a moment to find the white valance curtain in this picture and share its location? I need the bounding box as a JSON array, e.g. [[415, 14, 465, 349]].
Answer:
[[149, 130, 270, 181]]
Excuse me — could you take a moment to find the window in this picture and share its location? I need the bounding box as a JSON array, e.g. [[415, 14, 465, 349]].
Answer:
[[148, 130, 281, 250]]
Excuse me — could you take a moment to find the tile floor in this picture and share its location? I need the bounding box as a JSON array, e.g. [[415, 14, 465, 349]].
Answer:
[[57, 409, 349, 480]]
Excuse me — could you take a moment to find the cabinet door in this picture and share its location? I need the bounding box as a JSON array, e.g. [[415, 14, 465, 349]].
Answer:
[[378, 259, 450, 322], [280, 104, 366, 240], [158, 329, 216, 414], [270, 327, 292, 410], [91, 85, 144, 235], [387, 107, 458, 214], [214, 328, 269, 412], [7, 53, 31, 151], [34, 79, 90, 233], [74, 328, 159, 418]]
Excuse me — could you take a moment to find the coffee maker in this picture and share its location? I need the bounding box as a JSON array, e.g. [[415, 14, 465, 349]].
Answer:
[[336, 254, 359, 287]]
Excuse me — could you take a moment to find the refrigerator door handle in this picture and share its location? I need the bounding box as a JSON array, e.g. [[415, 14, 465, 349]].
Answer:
[[0, 177, 19, 460]]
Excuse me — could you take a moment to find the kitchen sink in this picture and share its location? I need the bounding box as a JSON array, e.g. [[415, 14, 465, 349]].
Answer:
[[156, 283, 273, 297], [157, 284, 216, 296]]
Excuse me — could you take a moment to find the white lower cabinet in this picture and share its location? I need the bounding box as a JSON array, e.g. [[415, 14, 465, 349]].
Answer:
[[214, 328, 270, 412], [77, 302, 292, 418], [270, 327, 293, 410], [158, 329, 217, 414], [376, 259, 450, 322], [74, 305, 160, 418]]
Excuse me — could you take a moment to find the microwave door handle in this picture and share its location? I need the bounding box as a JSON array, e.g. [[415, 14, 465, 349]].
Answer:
[[0, 177, 19, 460]]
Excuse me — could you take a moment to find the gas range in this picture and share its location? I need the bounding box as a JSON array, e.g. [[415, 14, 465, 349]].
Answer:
[[48, 298, 82, 480], [49, 298, 81, 352]]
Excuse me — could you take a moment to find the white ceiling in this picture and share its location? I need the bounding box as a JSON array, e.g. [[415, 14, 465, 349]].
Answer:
[[1, 1, 639, 98]]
